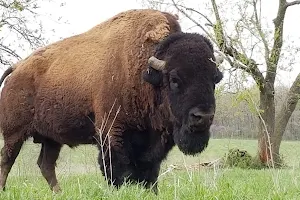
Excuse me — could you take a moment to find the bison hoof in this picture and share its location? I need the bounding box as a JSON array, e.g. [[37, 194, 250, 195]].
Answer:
[[52, 185, 61, 193]]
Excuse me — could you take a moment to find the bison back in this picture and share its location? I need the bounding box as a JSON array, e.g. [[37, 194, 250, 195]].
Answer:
[[0, 9, 181, 144]]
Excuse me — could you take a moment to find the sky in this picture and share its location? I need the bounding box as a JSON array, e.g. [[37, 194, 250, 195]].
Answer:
[[1, 0, 300, 86], [39, 0, 145, 42]]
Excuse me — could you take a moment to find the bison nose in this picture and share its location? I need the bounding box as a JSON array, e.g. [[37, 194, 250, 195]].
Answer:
[[188, 108, 214, 127]]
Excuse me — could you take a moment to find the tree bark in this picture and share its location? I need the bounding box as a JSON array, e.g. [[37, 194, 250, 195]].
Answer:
[[273, 73, 300, 162], [258, 87, 276, 166]]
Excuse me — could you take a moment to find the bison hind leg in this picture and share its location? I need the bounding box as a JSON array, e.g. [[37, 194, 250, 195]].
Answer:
[[37, 138, 62, 193], [97, 145, 132, 188], [0, 122, 36, 190], [0, 139, 24, 191]]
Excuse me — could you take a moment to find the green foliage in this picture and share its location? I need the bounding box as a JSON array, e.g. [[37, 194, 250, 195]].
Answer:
[[222, 148, 265, 169], [213, 21, 224, 47], [221, 148, 286, 169], [233, 87, 263, 115], [12, 1, 24, 11]]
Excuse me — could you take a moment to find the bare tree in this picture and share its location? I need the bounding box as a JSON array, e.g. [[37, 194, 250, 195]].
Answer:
[[0, 0, 65, 67], [140, 0, 300, 166]]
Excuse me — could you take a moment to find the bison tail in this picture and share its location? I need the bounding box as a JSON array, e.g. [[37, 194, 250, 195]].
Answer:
[[0, 67, 13, 86]]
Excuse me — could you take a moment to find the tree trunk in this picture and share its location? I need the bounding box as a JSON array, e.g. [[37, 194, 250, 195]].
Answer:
[[258, 74, 300, 166], [273, 73, 300, 163], [258, 89, 276, 166]]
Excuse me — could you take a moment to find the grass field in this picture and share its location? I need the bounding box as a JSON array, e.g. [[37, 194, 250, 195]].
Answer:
[[1, 138, 300, 199]]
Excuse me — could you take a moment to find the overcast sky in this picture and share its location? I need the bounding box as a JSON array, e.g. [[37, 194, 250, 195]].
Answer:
[[2, 0, 300, 86]]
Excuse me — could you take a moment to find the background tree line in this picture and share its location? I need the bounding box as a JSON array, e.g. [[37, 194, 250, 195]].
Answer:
[[212, 86, 300, 140]]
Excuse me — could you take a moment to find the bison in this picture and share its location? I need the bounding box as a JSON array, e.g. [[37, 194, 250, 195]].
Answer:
[[0, 9, 223, 193]]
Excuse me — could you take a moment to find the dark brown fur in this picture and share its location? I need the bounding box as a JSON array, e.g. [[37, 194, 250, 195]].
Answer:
[[0, 9, 181, 192]]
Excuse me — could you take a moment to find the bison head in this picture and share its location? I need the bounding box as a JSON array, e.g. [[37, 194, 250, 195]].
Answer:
[[143, 32, 223, 155]]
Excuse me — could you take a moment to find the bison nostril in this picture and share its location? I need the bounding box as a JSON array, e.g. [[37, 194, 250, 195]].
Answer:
[[190, 112, 204, 123], [189, 111, 204, 123], [189, 108, 214, 126], [191, 112, 203, 119]]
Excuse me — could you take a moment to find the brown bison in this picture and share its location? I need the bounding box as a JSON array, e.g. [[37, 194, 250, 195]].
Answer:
[[0, 9, 223, 193]]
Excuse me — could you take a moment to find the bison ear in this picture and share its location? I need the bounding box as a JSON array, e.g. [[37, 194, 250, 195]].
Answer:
[[215, 68, 223, 84], [142, 67, 163, 87]]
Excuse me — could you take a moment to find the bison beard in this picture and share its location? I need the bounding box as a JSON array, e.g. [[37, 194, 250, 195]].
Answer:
[[173, 124, 210, 155]]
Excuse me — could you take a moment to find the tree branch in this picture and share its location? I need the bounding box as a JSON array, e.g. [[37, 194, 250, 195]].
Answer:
[[252, 0, 270, 62], [0, 43, 22, 66], [210, 0, 226, 51], [0, 44, 22, 59], [210, 0, 265, 90], [185, 7, 213, 26], [275, 72, 300, 142], [170, 0, 215, 42], [266, 0, 288, 84], [286, 0, 300, 6]]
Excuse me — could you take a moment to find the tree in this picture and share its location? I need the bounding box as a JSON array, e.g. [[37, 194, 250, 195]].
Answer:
[[0, 0, 65, 67], [140, 0, 300, 166]]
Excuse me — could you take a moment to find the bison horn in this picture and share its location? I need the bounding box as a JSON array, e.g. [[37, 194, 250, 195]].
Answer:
[[148, 56, 166, 71], [215, 54, 224, 65]]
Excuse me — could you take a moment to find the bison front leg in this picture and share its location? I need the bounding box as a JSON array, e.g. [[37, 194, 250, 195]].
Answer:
[[97, 133, 131, 188], [37, 139, 62, 193], [131, 162, 161, 194], [144, 163, 160, 194]]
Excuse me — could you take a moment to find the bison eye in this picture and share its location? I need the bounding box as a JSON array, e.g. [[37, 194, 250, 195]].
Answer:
[[170, 77, 180, 91]]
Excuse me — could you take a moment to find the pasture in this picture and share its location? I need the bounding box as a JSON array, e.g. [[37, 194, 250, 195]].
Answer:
[[1, 138, 300, 199]]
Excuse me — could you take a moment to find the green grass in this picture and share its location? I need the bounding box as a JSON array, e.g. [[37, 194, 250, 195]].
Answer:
[[1, 138, 300, 199]]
